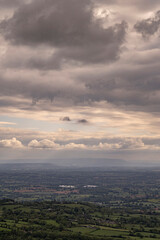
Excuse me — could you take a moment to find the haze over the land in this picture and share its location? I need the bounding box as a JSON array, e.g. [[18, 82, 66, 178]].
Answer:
[[0, 0, 160, 166]]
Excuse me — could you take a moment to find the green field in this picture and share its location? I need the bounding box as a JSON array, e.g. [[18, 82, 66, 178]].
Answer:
[[0, 200, 160, 239]]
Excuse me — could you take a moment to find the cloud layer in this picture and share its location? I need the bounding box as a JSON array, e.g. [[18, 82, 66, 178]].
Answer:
[[0, 1, 160, 163], [0, 136, 160, 152]]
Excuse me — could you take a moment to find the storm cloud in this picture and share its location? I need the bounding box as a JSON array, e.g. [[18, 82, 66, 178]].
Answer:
[[134, 10, 160, 37], [0, 0, 127, 65], [0, 0, 22, 8]]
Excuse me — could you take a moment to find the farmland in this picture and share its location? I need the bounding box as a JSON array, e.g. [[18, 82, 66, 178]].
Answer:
[[0, 165, 160, 209], [0, 165, 160, 239], [0, 199, 160, 239]]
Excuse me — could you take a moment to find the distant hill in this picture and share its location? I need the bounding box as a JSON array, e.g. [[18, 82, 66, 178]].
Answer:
[[51, 158, 127, 168], [0, 158, 160, 170]]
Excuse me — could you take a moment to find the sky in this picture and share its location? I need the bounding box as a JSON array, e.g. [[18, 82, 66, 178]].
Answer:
[[0, 0, 160, 166]]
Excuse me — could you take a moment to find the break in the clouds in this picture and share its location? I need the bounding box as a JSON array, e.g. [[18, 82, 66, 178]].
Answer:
[[0, 0, 160, 164]]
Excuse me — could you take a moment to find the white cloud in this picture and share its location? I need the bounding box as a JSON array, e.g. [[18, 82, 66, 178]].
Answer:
[[27, 137, 160, 151], [95, 138, 145, 150], [28, 139, 60, 149], [64, 143, 87, 150], [0, 137, 24, 148]]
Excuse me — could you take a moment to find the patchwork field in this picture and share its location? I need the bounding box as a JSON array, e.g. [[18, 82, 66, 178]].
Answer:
[[0, 200, 160, 239]]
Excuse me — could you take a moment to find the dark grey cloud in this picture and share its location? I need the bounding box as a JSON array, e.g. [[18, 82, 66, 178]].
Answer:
[[78, 119, 89, 124], [0, 71, 86, 109], [0, 0, 160, 115], [78, 51, 160, 112], [61, 117, 71, 122], [134, 10, 160, 37], [2, 49, 62, 70], [0, 0, 29, 9], [1, 53, 160, 113], [0, 0, 21, 8], [0, 0, 127, 65]]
